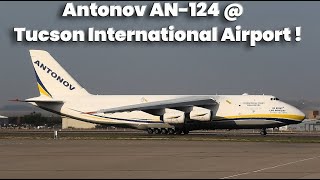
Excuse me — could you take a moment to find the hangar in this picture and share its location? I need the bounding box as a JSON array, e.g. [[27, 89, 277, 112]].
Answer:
[[0, 115, 8, 127], [62, 117, 96, 129]]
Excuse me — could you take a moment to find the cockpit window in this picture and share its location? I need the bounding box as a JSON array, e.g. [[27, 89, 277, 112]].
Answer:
[[270, 97, 280, 101]]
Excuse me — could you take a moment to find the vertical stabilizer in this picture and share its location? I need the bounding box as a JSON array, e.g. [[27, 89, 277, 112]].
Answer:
[[29, 50, 90, 98]]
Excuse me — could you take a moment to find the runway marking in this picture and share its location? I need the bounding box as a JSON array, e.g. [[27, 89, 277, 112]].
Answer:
[[220, 155, 320, 179]]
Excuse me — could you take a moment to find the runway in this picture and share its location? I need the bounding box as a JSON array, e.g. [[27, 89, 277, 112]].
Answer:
[[0, 139, 320, 179], [1, 130, 320, 143]]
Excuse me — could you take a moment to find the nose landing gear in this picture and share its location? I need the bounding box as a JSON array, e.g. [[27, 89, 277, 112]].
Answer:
[[260, 128, 267, 136]]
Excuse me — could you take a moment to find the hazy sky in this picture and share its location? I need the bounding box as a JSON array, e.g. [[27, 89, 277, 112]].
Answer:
[[0, 1, 319, 108]]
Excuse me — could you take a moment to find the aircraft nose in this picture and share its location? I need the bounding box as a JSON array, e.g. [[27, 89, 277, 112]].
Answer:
[[294, 108, 306, 121]]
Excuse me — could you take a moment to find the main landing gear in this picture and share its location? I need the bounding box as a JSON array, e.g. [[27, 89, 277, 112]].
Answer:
[[147, 128, 189, 135], [260, 128, 267, 136], [147, 128, 154, 134], [168, 128, 175, 135]]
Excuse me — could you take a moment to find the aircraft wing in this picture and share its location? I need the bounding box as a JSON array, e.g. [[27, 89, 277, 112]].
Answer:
[[94, 96, 217, 115]]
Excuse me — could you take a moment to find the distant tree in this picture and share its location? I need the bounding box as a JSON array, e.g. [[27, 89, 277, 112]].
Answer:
[[23, 113, 47, 126]]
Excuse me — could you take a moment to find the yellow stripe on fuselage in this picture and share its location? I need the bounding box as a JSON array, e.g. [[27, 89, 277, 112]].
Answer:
[[37, 83, 51, 97], [223, 114, 305, 121]]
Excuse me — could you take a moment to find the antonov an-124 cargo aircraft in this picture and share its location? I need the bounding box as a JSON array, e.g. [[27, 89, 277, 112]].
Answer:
[[13, 50, 305, 135]]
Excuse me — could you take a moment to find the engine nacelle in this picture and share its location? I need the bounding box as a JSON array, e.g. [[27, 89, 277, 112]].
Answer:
[[190, 107, 212, 121], [163, 109, 185, 124]]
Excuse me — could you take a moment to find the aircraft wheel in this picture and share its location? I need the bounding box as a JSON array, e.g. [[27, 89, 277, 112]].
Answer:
[[147, 128, 154, 134], [161, 129, 168, 134], [168, 128, 175, 134], [175, 129, 183, 135], [154, 128, 161, 134], [260, 128, 267, 136], [183, 129, 189, 135]]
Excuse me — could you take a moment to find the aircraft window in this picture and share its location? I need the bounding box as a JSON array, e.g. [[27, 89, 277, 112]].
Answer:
[[270, 98, 274, 100], [275, 98, 280, 100]]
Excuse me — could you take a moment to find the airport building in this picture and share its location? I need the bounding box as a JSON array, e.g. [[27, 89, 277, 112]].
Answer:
[[276, 119, 320, 132], [286, 119, 320, 131], [0, 115, 8, 126], [275, 110, 320, 132], [306, 110, 320, 119], [62, 117, 96, 129]]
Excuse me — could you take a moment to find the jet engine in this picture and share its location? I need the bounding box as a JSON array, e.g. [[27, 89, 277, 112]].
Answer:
[[163, 109, 185, 124], [189, 107, 212, 121]]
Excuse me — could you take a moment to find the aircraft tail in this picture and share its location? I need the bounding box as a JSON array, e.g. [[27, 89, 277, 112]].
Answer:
[[29, 50, 90, 98]]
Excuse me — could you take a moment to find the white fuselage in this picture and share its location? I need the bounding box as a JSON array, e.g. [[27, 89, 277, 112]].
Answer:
[[25, 50, 306, 132], [32, 94, 305, 130]]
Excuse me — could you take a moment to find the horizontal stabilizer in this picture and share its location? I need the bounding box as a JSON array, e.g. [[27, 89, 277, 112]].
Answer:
[[9, 97, 64, 103]]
